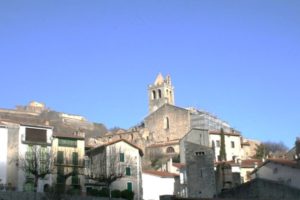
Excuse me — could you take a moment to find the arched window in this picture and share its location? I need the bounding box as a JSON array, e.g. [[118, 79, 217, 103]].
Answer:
[[158, 89, 162, 98], [152, 90, 156, 100], [169, 91, 173, 102], [164, 117, 170, 130], [166, 147, 175, 154]]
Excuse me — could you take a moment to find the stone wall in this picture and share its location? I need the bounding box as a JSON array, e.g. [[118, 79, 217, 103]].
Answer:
[[184, 142, 216, 198], [220, 178, 300, 200], [144, 104, 190, 143]]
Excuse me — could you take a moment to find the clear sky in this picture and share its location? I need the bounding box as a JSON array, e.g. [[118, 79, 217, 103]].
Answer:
[[1, 0, 299, 148]]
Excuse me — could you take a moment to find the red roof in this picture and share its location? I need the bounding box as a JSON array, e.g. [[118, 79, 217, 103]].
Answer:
[[241, 159, 262, 168], [91, 139, 144, 156], [143, 170, 179, 178], [251, 159, 299, 174], [209, 130, 240, 137], [172, 163, 185, 169]]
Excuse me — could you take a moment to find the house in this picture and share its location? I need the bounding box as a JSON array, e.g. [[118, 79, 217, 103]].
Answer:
[[240, 159, 261, 183], [85, 139, 143, 200], [0, 120, 53, 192], [250, 159, 300, 189], [51, 130, 86, 194], [142, 170, 179, 200], [209, 130, 242, 162]]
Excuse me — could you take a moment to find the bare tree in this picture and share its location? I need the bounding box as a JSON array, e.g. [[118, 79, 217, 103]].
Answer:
[[254, 141, 288, 159], [86, 145, 134, 200], [18, 145, 53, 193]]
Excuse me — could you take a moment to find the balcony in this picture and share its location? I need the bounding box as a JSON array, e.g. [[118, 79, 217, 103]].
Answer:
[[54, 158, 85, 168]]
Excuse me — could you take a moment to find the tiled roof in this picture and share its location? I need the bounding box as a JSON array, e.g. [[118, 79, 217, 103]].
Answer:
[[209, 130, 240, 137], [241, 159, 262, 168], [89, 139, 144, 156], [251, 159, 299, 174], [143, 170, 179, 178], [147, 141, 179, 148], [172, 163, 185, 169]]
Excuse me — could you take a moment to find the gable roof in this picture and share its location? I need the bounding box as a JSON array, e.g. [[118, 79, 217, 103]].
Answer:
[[251, 159, 299, 174], [143, 170, 179, 178], [209, 130, 240, 137], [89, 139, 144, 156]]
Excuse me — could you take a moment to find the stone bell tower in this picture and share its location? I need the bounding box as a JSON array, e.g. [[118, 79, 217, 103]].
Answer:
[[148, 73, 175, 113]]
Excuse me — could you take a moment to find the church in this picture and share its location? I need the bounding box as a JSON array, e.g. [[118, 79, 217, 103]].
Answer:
[[91, 73, 256, 167]]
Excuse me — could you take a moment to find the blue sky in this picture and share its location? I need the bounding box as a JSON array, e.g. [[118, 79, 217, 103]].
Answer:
[[1, 0, 299, 148]]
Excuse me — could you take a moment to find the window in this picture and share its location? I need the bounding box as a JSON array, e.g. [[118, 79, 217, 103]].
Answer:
[[195, 152, 205, 156], [72, 152, 78, 166], [231, 141, 235, 148], [57, 151, 64, 164], [126, 167, 131, 176], [212, 141, 215, 148], [127, 182, 132, 192], [216, 140, 220, 147], [120, 153, 125, 162], [166, 147, 175, 154], [58, 138, 77, 147], [25, 128, 47, 143], [164, 117, 170, 129], [152, 90, 156, 100], [158, 89, 162, 98]]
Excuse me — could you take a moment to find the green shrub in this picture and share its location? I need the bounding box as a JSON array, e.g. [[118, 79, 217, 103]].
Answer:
[[111, 189, 121, 198], [121, 189, 134, 200], [99, 188, 109, 197]]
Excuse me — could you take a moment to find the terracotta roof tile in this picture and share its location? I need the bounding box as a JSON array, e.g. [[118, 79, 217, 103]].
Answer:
[[90, 139, 144, 156], [209, 130, 240, 137], [172, 163, 185, 169]]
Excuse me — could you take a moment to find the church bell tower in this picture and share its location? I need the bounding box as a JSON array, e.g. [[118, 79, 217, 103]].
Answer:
[[148, 73, 175, 113]]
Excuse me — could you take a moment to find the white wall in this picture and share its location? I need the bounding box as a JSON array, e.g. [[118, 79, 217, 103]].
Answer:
[[106, 141, 142, 200], [142, 173, 175, 200], [210, 134, 241, 161], [0, 127, 8, 184], [18, 125, 53, 192], [252, 162, 300, 189]]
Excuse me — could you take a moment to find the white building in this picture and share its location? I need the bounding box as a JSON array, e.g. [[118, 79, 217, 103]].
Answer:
[[209, 130, 242, 162], [86, 139, 143, 200], [251, 159, 300, 189], [0, 121, 53, 192], [142, 170, 178, 200]]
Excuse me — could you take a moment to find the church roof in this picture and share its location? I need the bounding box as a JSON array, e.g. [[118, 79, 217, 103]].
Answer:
[[154, 73, 164, 85]]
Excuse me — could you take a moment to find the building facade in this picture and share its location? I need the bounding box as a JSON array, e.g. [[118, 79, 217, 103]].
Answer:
[[86, 139, 143, 200]]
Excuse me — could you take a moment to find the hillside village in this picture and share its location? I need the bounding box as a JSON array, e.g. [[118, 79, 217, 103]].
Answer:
[[0, 73, 299, 200]]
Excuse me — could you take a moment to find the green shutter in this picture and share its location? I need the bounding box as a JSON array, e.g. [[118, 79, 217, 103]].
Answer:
[[127, 182, 132, 192], [58, 138, 77, 147], [57, 151, 64, 164], [72, 175, 79, 185], [126, 167, 131, 176], [72, 152, 78, 166], [120, 153, 125, 162]]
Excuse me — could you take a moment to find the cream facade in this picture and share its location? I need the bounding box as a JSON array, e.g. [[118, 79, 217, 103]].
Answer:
[[86, 139, 143, 200], [209, 131, 242, 162], [52, 131, 85, 193]]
